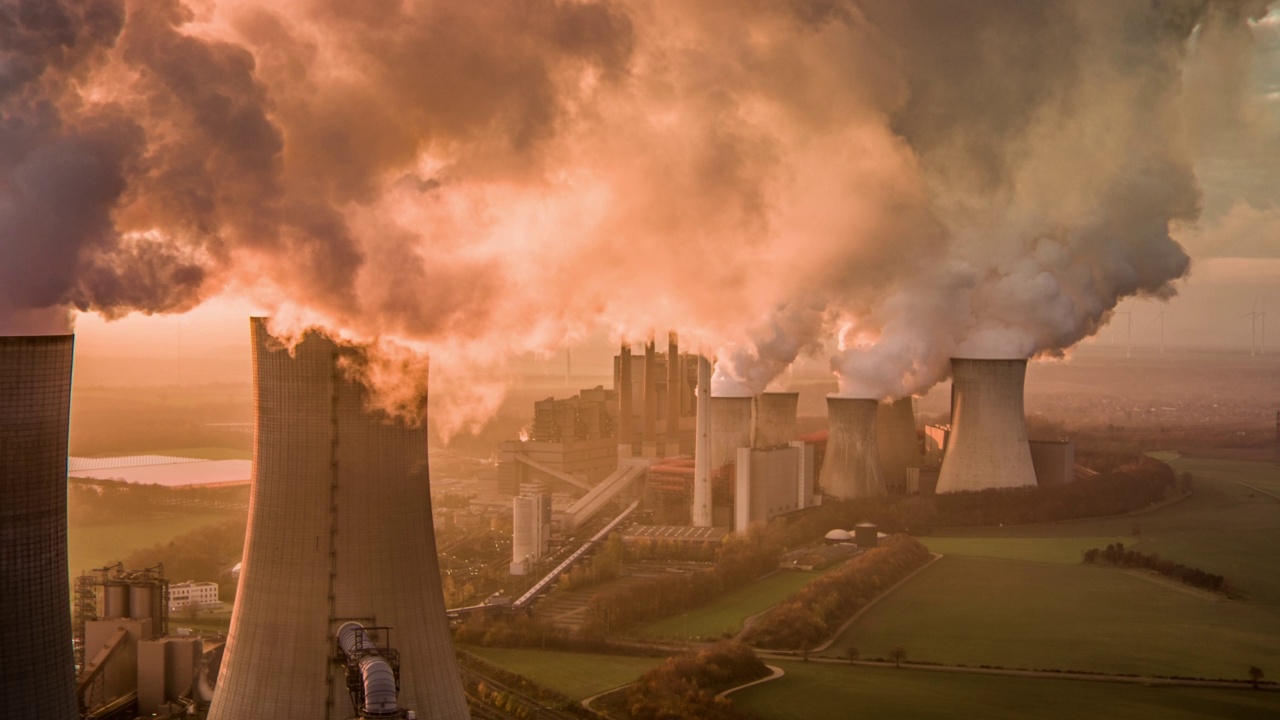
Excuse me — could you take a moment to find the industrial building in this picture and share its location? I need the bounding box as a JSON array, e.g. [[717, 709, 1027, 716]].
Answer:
[[208, 319, 468, 720], [819, 397, 887, 499], [168, 582, 220, 612], [877, 398, 923, 494], [510, 493, 552, 575], [615, 334, 699, 458], [1, 334, 78, 720], [734, 441, 817, 530], [936, 358, 1038, 493]]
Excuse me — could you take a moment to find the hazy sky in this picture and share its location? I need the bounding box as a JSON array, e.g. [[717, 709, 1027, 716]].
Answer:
[[6, 3, 1278, 419]]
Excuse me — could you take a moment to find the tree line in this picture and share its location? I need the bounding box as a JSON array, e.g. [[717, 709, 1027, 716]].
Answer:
[[742, 535, 933, 650], [616, 642, 768, 720], [1082, 542, 1228, 594]]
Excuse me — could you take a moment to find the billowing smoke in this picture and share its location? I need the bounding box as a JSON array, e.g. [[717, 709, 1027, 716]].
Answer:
[[1, 0, 1273, 428]]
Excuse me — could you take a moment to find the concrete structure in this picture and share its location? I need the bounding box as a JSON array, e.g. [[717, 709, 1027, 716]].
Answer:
[[642, 340, 658, 456], [709, 395, 753, 470], [617, 344, 634, 457], [692, 357, 713, 527], [169, 581, 219, 611], [1030, 439, 1076, 487], [820, 398, 887, 499], [936, 358, 1037, 493], [510, 494, 551, 575], [923, 424, 949, 465], [0, 335, 77, 720], [666, 333, 681, 455], [208, 319, 468, 720], [734, 445, 806, 530], [751, 392, 799, 449], [615, 341, 697, 458], [877, 398, 923, 494], [854, 523, 879, 548], [137, 636, 203, 716]]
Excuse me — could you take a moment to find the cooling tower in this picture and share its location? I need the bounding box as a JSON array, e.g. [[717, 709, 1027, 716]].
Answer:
[[751, 392, 799, 448], [876, 397, 922, 493], [935, 358, 1037, 493], [208, 319, 468, 720], [709, 395, 753, 470], [0, 335, 78, 720], [820, 397, 887, 499]]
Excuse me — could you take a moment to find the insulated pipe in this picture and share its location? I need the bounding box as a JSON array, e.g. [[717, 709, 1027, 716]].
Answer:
[[337, 622, 399, 718]]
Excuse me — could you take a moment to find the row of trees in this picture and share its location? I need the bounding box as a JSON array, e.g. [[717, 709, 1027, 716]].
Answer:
[[69, 479, 249, 526], [1083, 542, 1228, 594], [120, 517, 247, 603], [743, 535, 933, 650], [582, 525, 782, 635], [622, 642, 768, 720]]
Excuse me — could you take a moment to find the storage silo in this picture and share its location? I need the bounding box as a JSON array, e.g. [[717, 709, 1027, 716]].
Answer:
[[751, 392, 799, 449], [0, 335, 78, 720], [208, 319, 468, 720], [935, 358, 1037, 493], [819, 397, 887, 499], [876, 397, 922, 494]]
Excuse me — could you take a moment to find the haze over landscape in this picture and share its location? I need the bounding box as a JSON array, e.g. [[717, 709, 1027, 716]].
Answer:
[[3, 1, 1280, 719]]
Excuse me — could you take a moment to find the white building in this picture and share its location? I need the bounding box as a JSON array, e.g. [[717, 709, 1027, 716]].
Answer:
[[169, 581, 219, 611]]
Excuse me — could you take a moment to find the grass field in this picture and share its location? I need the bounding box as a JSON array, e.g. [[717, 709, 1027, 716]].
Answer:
[[637, 567, 840, 641], [829, 458, 1280, 680], [461, 647, 662, 700], [68, 511, 242, 580], [732, 661, 1280, 720]]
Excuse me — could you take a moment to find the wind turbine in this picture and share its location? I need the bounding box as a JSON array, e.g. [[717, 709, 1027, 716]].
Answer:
[[1244, 299, 1263, 356], [1150, 309, 1170, 354], [1115, 309, 1133, 358]]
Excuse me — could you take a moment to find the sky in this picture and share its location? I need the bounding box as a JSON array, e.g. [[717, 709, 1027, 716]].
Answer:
[[5, 1, 1280, 432]]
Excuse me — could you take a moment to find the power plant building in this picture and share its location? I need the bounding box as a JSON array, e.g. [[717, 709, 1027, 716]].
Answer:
[[0, 335, 78, 720], [936, 358, 1037, 493], [820, 397, 887, 499], [208, 319, 468, 720], [510, 493, 552, 575], [733, 441, 816, 530], [876, 397, 923, 494]]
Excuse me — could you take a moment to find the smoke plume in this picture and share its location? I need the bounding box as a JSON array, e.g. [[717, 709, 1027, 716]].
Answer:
[[1, 0, 1273, 428]]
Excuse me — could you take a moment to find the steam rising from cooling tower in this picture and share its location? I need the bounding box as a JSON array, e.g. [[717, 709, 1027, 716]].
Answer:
[[935, 358, 1037, 493], [0, 336, 78, 720], [208, 319, 467, 720], [3, 1, 1275, 425], [820, 397, 887, 499]]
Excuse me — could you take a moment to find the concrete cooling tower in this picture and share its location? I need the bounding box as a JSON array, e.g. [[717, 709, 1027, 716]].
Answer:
[[709, 395, 753, 470], [876, 397, 922, 493], [935, 358, 1037, 493], [820, 397, 887, 499], [0, 335, 78, 720], [751, 392, 799, 448], [208, 319, 468, 720]]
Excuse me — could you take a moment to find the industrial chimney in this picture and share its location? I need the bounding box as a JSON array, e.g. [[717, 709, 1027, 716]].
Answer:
[[692, 356, 713, 527], [820, 397, 887, 499], [0, 335, 78, 720], [876, 397, 922, 493], [208, 320, 468, 720], [935, 358, 1037, 493], [751, 392, 799, 448]]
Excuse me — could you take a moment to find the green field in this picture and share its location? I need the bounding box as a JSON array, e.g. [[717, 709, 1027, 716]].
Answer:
[[732, 661, 1280, 720], [461, 647, 662, 700], [68, 512, 242, 580], [830, 458, 1280, 679], [637, 567, 839, 641]]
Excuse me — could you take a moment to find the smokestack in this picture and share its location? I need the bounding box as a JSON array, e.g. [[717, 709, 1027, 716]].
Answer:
[[751, 392, 799, 448], [642, 339, 657, 456], [666, 332, 680, 454], [0, 335, 77, 720], [936, 358, 1036, 493], [820, 397, 887, 499], [617, 344, 633, 457], [208, 319, 468, 720], [877, 397, 922, 492], [692, 356, 713, 527]]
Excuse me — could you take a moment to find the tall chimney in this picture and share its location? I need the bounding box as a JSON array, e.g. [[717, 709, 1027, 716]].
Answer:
[[751, 392, 799, 448], [876, 397, 922, 492], [692, 356, 713, 527], [820, 397, 887, 499], [642, 339, 658, 456], [936, 358, 1036, 493], [208, 320, 468, 720], [0, 335, 78, 720], [617, 344, 633, 457], [666, 332, 680, 455]]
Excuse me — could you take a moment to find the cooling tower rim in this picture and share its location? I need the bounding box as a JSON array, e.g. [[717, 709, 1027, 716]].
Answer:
[[824, 394, 881, 402], [949, 356, 1029, 363], [710, 392, 754, 400], [0, 333, 74, 343]]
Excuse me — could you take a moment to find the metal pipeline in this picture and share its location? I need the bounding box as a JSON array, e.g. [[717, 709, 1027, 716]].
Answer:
[[337, 622, 399, 718]]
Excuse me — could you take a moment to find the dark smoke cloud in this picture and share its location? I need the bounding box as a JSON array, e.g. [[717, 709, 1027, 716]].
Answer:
[[0, 0, 1273, 428]]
